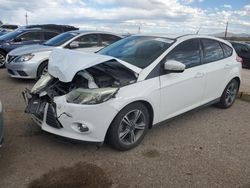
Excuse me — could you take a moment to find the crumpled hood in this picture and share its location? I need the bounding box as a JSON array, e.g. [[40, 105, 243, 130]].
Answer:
[[8, 44, 56, 56], [48, 49, 142, 82]]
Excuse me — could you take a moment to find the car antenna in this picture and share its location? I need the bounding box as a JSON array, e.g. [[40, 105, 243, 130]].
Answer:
[[196, 26, 201, 34]]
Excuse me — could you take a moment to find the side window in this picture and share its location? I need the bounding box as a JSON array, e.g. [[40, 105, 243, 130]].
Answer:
[[17, 32, 42, 41], [202, 39, 224, 63], [166, 39, 201, 68], [100, 34, 121, 46], [73, 34, 98, 48], [221, 43, 233, 58], [44, 32, 58, 40]]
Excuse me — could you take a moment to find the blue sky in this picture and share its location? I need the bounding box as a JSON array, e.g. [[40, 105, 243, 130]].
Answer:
[[0, 0, 249, 34], [193, 0, 249, 9]]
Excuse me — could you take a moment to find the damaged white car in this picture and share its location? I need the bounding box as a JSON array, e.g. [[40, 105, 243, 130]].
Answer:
[[23, 34, 241, 150]]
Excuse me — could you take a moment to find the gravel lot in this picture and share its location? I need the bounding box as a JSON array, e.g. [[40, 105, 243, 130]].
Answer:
[[0, 68, 249, 188]]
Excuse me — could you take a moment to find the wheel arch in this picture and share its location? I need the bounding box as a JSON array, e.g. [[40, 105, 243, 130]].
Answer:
[[111, 100, 155, 130], [233, 76, 241, 87], [36, 59, 48, 77], [0, 48, 7, 55]]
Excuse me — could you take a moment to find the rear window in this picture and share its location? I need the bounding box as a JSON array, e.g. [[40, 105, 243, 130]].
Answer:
[[221, 43, 233, 58], [202, 39, 224, 63], [44, 32, 58, 40]]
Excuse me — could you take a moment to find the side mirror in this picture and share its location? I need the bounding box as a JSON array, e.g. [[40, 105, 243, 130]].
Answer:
[[164, 60, 186, 73], [69, 41, 79, 49]]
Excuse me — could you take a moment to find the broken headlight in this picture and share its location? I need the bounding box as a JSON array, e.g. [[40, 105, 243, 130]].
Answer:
[[66, 87, 119, 105], [31, 73, 53, 94]]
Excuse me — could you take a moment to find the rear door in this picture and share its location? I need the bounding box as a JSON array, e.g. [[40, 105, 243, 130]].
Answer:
[[159, 39, 206, 121], [200, 39, 232, 104]]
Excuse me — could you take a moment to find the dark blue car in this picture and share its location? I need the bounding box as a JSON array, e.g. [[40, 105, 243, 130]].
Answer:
[[0, 28, 59, 68]]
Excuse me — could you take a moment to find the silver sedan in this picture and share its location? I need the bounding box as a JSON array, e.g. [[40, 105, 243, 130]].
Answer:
[[6, 31, 122, 79]]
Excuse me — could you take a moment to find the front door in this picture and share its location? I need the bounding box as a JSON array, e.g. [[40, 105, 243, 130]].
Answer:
[[159, 39, 206, 121]]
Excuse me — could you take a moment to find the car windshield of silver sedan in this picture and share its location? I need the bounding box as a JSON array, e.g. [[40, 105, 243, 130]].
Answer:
[[98, 36, 175, 68], [43, 32, 78, 46]]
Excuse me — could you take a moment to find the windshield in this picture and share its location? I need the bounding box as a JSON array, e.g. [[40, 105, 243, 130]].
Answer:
[[43, 32, 78, 46], [0, 30, 23, 41], [98, 36, 174, 69]]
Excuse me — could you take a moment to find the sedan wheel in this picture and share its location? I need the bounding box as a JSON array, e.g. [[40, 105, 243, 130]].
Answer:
[[42, 66, 48, 76], [0, 53, 6, 68], [107, 103, 150, 151]]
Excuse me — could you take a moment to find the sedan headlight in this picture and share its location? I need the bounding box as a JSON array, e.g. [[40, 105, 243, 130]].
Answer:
[[15, 54, 34, 63], [66, 87, 119, 105]]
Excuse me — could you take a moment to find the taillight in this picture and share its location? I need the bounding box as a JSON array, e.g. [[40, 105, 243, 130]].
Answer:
[[236, 55, 243, 63]]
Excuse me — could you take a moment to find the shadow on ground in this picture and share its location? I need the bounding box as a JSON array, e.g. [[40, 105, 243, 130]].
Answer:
[[28, 162, 113, 188]]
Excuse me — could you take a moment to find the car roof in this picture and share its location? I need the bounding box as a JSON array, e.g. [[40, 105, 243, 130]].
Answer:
[[132, 34, 231, 46], [230, 41, 248, 45], [64, 30, 122, 37], [16, 28, 60, 33], [134, 33, 224, 40]]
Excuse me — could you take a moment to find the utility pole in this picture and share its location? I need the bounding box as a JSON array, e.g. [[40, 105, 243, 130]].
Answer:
[[138, 26, 141, 34], [225, 21, 228, 39], [25, 12, 28, 26]]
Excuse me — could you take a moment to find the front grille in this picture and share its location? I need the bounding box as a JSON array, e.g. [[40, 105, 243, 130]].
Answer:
[[46, 104, 63, 129], [17, 70, 28, 76], [6, 55, 17, 63], [7, 69, 15, 75]]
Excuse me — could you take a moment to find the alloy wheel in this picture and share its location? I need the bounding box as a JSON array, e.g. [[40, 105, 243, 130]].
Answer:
[[0, 54, 5, 66], [42, 66, 48, 76], [118, 109, 146, 145], [225, 81, 238, 106]]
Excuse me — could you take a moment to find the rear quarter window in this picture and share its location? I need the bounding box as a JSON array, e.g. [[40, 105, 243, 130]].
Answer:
[[221, 43, 233, 58], [202, 39, 224, 63], [44, 32, 58, 40]]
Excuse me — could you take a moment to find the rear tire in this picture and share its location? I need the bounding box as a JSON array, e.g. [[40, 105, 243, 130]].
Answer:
[[0, 51, 6, 68], [107, 103, 150, 151], [216, 79, 239, 108], [37, 61, 48, 79]]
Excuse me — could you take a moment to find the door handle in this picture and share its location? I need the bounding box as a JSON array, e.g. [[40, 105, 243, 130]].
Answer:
[[195, 72, 205, 78]]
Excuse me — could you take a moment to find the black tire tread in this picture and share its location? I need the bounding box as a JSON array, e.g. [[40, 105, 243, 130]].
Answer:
[[107, 102, 150, 151]]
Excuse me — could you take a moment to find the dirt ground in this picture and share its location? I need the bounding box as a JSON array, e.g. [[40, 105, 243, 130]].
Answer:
[[0, 68, 250, 188]]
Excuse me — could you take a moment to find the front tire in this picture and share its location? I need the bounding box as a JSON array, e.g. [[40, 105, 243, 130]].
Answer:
[[0, 51, 6, 68], [216, 79, 239, 108], [107, 103, 150, 151], [37, 61, 48, 79]]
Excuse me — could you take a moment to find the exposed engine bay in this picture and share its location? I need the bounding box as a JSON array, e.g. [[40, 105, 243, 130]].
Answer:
[[34, 60, 136, 98], [23, 60, 137, 120]]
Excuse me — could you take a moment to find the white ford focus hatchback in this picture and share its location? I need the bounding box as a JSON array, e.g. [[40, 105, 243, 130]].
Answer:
[[24, 34, 241, 150]]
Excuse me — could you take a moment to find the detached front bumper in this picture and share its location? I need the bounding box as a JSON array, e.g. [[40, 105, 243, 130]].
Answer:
[[24, 90, 119, 143]]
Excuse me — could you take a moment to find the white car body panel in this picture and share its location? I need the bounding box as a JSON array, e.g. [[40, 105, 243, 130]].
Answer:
[[159, 65, 206, 121], [49, 49, 141, 82], [25, 34, 242, 143]]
